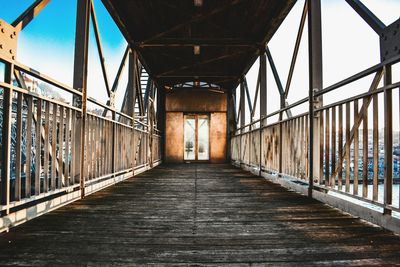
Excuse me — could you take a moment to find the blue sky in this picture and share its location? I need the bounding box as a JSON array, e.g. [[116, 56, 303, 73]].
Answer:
[[0, 0, 128, 108], [0, 0, 124, 50]]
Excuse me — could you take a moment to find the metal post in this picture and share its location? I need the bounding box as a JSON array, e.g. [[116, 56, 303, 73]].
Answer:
[[226, 90, 234, 162], [240, 79, 246, 164], [260, 53, 267, 123], [240, 79, 246, 129], [307, 0, 323, 197], [157, 85, 165, 162], [127, 49, 138, 171], [259, 53, 267, 175], [112, 110, 116, 175], [0, 63, 13, 214], [384, 65, 392, 215], [72, 0, 90, 198]]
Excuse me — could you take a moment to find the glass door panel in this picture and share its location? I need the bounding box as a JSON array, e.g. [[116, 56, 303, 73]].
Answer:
[[184, 115, 196, 160], [183, 114, 209, 161], [197, 115, 209, 160]]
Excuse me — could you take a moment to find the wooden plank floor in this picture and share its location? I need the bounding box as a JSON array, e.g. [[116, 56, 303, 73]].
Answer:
[[0, 164, 400, 266]]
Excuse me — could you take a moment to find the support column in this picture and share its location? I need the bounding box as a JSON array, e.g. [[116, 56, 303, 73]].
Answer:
[[72, 0, 90, 198], [0, 63, 13, 214], [240, 79, 246, 129], [127, 49, 138, 170], [239, 80, 246, 164], [157, 85, 166, 162], [383, 65, 392, 215], [259, 52, 267, 175], [259, 53, 267, 124], [307, 0, 323, 197], [226, 90, 235, 162]]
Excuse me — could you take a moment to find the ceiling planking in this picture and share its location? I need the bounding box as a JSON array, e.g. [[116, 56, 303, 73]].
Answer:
[[101, 0, 296, 90]]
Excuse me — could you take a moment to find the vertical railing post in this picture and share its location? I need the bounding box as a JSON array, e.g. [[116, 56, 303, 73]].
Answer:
[[226, 91, 233, 162], [73, 0, 90, 198], [128, 49, 138, 172], [307, 0, 323, 197], [240, 79, 246, 164], [383, 65, 393, 215], [148, 92, 154, 168], [259, 52, 267, 175], [157, 80, 166, 162], [0, 62, 13, 214], [112, 110, 116, 175]]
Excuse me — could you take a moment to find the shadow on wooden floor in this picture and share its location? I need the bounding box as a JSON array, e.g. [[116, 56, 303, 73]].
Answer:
[[0, 163, 399, 266]]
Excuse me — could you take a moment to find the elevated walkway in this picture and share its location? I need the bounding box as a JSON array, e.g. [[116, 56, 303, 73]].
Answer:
[[1, 164, 399, 266]]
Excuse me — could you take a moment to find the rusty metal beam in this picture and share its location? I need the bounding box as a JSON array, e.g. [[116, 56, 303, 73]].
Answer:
[[72, 0, 91, 197], [285, 0, 307, 98], [141, 0, 247, 44], [243, 77, 253, 117], [265, 47, 284, 96], [12, 0, 51, 32], [112, 45, 129, 93], [259, 53, 267, 122], [345, 0, 385, 35], [136, 40, 258, 48], [157, 49, 248, 77], [90, 1, 112, 97], [308, 0, 323, 197], [383, 65, 393, 215], [240, 80, 246, 128], [0, 63, 13, 213], [103, 45, 129, 117], [265, 47, 292, 118], [250, 69, 260, 120]]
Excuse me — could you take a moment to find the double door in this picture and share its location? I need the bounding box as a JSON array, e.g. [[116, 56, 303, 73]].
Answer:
[[183, 114, 209, 161]]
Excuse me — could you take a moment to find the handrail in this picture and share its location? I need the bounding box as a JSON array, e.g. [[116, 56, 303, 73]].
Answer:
[[0, 57, 82, 97]]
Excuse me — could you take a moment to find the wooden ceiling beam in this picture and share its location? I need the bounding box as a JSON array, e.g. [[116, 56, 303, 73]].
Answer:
[[141, 0, 247, 44], [156, 49, 250, 77], [158, 75, 237, 78], [136, 38, 259, 48]]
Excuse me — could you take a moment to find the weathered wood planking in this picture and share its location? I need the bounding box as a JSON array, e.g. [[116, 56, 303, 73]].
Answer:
[[0, 164, 399, 266]]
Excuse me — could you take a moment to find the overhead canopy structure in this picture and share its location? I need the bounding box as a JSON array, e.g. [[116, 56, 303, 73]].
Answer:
[[102, 0, 296, 90]]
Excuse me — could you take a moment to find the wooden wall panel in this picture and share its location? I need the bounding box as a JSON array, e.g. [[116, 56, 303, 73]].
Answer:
[[165, 112, 184, 162], [166, 90, 227, 112], [210, 112, 227, 163]]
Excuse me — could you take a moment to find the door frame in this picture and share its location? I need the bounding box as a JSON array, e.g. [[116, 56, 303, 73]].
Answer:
[[183, 113, 210, 162]]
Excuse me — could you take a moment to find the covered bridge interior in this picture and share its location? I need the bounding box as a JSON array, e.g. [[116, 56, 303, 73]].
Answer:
[[0, 0, 399, 265]]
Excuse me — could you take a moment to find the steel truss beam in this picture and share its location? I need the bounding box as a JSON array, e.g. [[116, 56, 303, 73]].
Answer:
[[259, 53, 267, 122], [90, 1, 112, 97], [345, 0, 385, 34], [240, 79, 246, 128], [156, 49, 248, 77], [308, 0, 323, 197], [12, 0, 51, 32], [285, 0, 307, 98], [141, 0, 247, 44], [72, 0, 91, 197]]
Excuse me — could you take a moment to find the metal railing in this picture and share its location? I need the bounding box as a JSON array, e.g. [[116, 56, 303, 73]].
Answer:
[[231, 56, 400, 219], [0, 56, 161, 224]]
